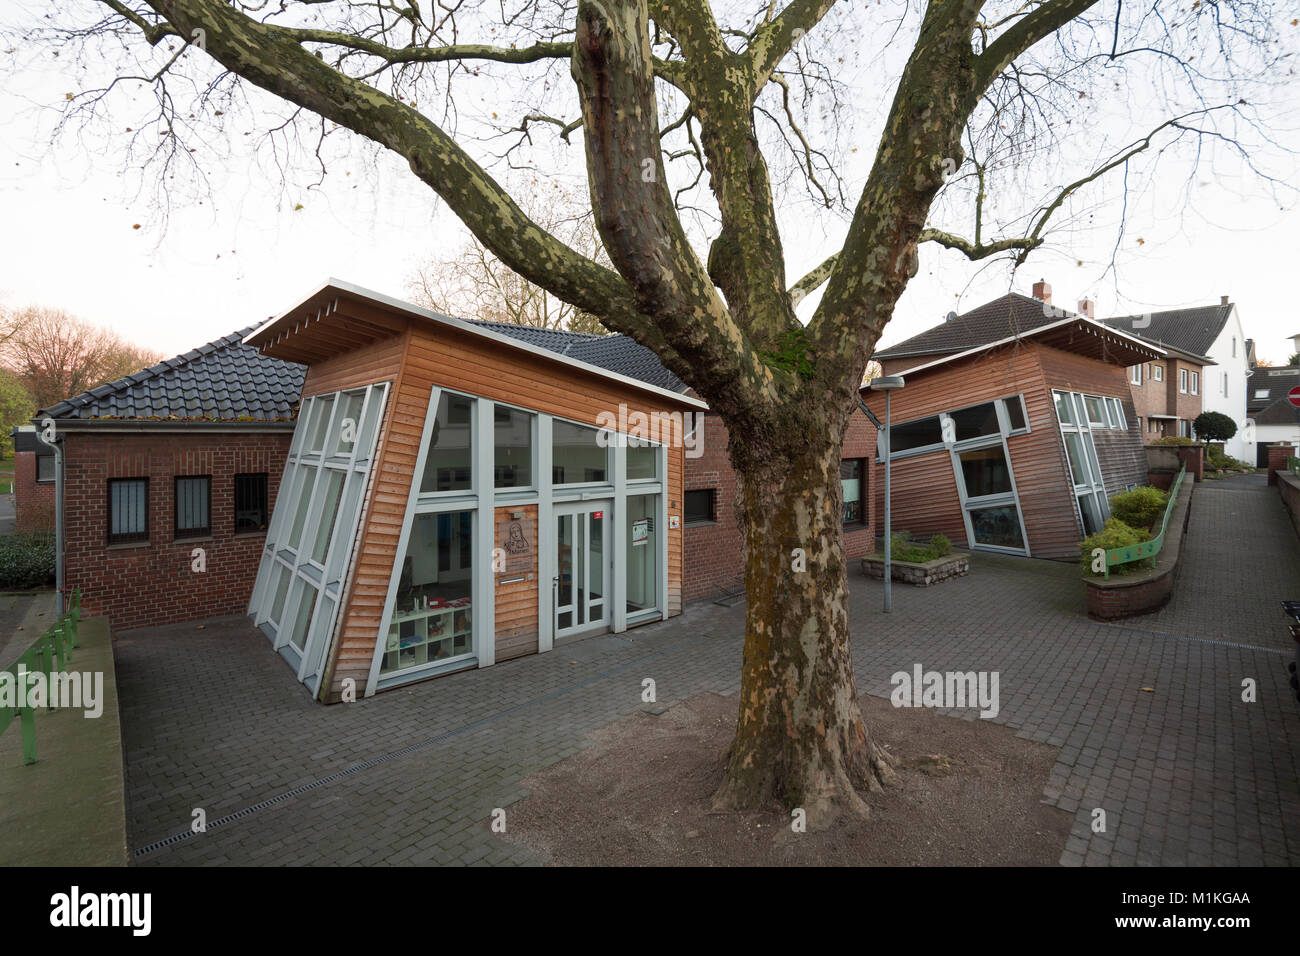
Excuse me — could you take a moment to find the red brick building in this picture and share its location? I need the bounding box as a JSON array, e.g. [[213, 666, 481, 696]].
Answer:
[[35, 327, 304, 629]]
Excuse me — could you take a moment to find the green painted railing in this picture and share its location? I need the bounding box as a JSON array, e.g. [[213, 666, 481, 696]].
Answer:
[[0, 591, 81, 765], [1100, 468, 1185, 579]]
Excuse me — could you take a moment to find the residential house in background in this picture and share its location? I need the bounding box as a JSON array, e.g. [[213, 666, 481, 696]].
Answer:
[[1103, 297, 1253, 461], [1120, 343, 1212, 442], [867, 284, 1160, 559], [1247, 340, 1300, 466]]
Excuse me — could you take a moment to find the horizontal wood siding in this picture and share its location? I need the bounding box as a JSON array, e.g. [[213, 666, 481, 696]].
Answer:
[[864, 343, 1086, 559], [495, 504, 539, 662], [301, 334, 406, 398], [667, 443, 683, 615]]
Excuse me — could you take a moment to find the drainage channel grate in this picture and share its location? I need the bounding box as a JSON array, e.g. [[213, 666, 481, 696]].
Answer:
[[1099, 621, 1290, 656], [133, 629, 711, 859]]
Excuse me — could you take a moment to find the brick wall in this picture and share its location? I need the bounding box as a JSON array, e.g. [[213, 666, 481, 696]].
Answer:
[[1268, 443, 1298, 486], [62, 430, 292, 630], [682, 410, 876, 603], [13, 450, 55, 532]]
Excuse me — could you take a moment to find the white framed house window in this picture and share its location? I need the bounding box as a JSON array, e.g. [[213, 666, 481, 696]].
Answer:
[[1190, 371, 1199, 395], [1179, 369, 1188, 393], [1130, 365, 1143, 386], [1153, 365, 1164, 382]]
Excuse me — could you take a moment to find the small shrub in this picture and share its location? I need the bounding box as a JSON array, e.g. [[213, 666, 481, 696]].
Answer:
[[1109, 486, 1169, 531], [1079, 518, 1152, 577], [1151, 435, 1195, 446], [929, 533, 953, 557], [0, 532, 56, 589], [885, 530, 954, 563]]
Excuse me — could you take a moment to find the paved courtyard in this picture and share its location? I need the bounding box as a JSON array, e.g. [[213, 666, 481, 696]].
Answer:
[[116, 474, 1300, 866]]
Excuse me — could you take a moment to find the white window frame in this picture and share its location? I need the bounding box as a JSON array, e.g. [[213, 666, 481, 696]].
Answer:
[[1153, 365, 1164, 383], [250, 382, 389, 695], [1130, 365, 1143, 386], [1179, 369, 1189, 394], [1190, 371, 1199, 396]]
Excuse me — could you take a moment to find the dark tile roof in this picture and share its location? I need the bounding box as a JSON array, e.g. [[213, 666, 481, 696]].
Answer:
[[472, 320, 686, 392], [1101, 303, 1233, 357], [873, 293, 1071, 360], [39, 325, 306, 422], [38, 317, 686, 424], [1247, 368, 1300, 414]]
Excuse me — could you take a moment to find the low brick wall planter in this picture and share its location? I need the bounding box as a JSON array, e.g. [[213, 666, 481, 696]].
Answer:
[[861, 551, 970, 587], [1084, 478, 1194, 620]]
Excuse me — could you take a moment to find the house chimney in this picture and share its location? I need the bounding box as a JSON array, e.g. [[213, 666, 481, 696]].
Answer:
[[1221, 295, 1230, 306], [1032, 280, 1052, 305], [1077, 298, 1095, 319]]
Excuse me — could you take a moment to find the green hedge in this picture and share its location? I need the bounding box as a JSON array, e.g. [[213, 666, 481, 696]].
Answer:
[[1079, 518, 1152, 577], [1109, 486, 1169, 531], [0, 533, 56, 589], [888, 531, 954, 563]]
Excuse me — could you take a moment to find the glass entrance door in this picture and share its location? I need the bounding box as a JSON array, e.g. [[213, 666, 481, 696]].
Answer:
[[554, 503, 609, 639]]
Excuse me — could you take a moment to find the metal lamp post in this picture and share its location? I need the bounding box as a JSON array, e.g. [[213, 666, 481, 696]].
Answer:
[[870, 375, 905, 612]]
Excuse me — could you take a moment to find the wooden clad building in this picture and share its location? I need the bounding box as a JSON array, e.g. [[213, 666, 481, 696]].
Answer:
[[245, 280, 704, 702], [865, 290, 1163, 560]]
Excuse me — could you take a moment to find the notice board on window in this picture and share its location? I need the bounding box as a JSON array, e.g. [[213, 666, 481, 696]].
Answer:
[[631, 518, 650, 547]]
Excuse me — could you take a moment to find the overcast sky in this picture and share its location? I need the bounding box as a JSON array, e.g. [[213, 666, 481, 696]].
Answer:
[[1, 3, 1298, 370]]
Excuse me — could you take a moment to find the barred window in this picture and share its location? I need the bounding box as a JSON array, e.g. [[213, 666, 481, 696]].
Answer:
[[175, 476, 211, 539], [234, 473, 269, 534], [108, 478, 149, 545]]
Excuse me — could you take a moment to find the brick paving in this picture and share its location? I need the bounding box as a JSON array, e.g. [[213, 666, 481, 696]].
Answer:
[[117, 475, 1300, 866]]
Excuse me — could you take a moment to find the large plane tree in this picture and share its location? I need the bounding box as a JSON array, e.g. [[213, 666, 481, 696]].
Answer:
[[20, 0, 1284, 823]]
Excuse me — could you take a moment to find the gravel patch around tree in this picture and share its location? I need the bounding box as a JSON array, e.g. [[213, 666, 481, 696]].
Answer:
[[494, 692, 1072, 866]]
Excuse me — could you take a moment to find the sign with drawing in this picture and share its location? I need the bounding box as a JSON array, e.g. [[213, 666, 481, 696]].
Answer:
[[631, 518, 649, 547], [496, 518, 534, 573]]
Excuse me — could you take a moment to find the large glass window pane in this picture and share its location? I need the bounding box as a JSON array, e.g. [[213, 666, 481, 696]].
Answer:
[[287, 469, 317, 551], [1005, 396, 1027, 431], [968, 505, 1025, 549], [627, 439, 658, 481], [1084, 395, 1108, 427], [958, 446, 1012, 498], [1053, 391, 1075, 424], [1078, 493, 1104, 537], [1063, 432, 1089, 486], [332, 390, 366, 456], [310, 471, 345, 564], [950, 403, 1000, 442], [287, 583, 317, 650], [270, 563, 291, 625], [420, 392, 475, 493], [494, 405, 533, 488], [553, 420, 608, 484], [626, 495, 659, 613], [308, 396, 335, 452], [383, 509, 474, 673], [557, 513, 574, 629], [888, 416, 944, 454], [589, 513, 604, 609]]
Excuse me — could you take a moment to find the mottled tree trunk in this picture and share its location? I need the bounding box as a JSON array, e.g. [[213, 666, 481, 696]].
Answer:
[[713, 421, 895, 824]]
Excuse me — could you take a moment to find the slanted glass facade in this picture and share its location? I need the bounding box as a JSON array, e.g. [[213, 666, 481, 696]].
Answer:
[[248, 383, 389, 695]]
